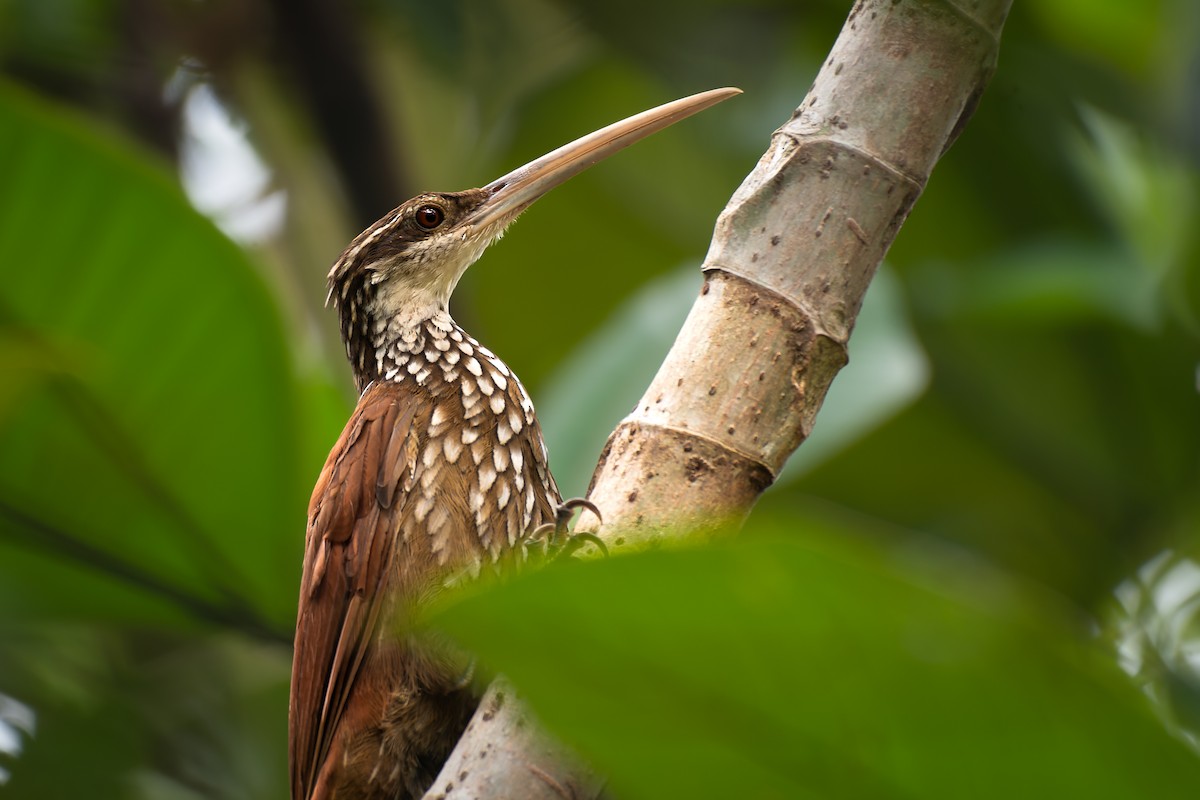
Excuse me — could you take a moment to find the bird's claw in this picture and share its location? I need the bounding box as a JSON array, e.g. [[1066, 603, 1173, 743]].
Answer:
[[525, 497, 607, 561], [558, 530, 608, 559], [555, 497, 602, 532]]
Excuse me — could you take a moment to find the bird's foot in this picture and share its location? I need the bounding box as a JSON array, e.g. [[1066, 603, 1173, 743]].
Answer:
[[449, 656, 478, 691], [526, 497, 607, 561]]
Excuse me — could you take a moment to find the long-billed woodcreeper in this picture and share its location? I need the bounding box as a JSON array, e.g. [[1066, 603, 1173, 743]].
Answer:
[[289, 88, 739, 800]]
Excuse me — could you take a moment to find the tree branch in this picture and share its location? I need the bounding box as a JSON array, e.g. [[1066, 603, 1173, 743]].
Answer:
[[427, 0, 1013, 796], [587, 0, 1010, 543], [425, 680, 604, 800]]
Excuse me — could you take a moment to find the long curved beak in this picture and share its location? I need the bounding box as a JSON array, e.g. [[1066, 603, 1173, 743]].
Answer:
[[463, 87, 741, 231]]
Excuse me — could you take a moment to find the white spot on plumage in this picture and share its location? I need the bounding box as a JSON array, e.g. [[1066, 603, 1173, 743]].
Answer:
[[461, 426, 480, 445], [421, 465, 439, 490], [428, 504, 451, 557], [496, 479, 511, 510], [481, 353, 501, 371], [493, 446, 509, 472], [508, 408, 524, 435], [422, 442, 439, 470], [489, 393, 506, 415], [510, 446, 524, 474], [434, 337, 450, 352], [479, 463, 497, 492], [497, 417, 512, 445], [477, 373, 493, 396], [509, 507, 522, 546], [445, 349, 460, 366], [465, 356, 482, 377], [443, 435, 463, 462], [415, 367, 431, 385], [459, 340, 474, 356], [414, 494, 434, 522], [469, 487, 485, 513], [492, 370, 508, 391], [407, 359, 421, 375]]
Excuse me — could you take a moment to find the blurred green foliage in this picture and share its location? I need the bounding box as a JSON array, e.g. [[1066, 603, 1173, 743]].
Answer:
[[0, 1, 1197, 797], [430, 528, 1200, 799]]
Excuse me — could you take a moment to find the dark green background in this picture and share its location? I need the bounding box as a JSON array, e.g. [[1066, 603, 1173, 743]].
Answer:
[[1, 1, 1198, 797]]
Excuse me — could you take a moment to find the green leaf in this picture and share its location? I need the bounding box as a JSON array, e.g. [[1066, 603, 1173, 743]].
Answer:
[[430, 529, 1200, 799], [1069, 105, 1199, 333], [0, 82, 304, 637], [1028, 0, 1165, 76], [912, 239, 1161, 329], [894, 242, 1200, 595]]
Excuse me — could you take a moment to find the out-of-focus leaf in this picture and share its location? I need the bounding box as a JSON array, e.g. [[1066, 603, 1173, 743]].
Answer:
[[852, 237, 1200, 601], [431, 526, 1200, 800], [0, 81, 303, 636], [1069, 105, 1198, 332], [0, 625, 142, 799], [1028, 0, 1164, 76], [765, 396, 1104, 598], [124, 635, 291, 800], [1, 625, 291, 800], [1112, 551, 1200, 746], [0, 692, 34, 786], [913, 239, 1159, 329]]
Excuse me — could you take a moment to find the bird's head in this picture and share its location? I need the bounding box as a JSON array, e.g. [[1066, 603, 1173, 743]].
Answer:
[[326, 87, 740, 382]]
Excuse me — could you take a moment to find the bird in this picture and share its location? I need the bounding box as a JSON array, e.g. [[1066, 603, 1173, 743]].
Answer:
[[288, 87, 740, 800]]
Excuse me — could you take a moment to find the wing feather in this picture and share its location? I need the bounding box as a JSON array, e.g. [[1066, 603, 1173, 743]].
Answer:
[[289, 382, 421, 800]]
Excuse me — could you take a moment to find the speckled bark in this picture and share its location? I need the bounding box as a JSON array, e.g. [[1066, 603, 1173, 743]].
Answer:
[[424, 680, 603, 800], [428, 1, 1012, 796]]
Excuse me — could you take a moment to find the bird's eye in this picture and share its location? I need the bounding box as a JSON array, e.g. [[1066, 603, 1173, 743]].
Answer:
[[414, 204, 445, 230]]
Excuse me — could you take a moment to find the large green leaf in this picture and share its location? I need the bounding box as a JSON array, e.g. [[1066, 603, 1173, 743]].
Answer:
[[0, 82, 305, 637], [430, 526, 1200, 799]]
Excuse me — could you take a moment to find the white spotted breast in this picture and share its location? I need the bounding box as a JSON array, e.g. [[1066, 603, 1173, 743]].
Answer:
[[377, 311, 560, 569]]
